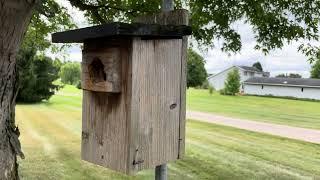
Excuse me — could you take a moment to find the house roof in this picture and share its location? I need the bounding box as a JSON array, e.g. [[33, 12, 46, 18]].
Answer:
[[207, 65, 264, 80], [238, 66, 262, 72], [244, 77, 320, 88], [207, 66, 236, 79]]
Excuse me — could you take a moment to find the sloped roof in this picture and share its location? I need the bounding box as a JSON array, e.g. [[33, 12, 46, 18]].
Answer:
[[238, 66, 262, 72], [207, 65, 265, 79], [207, 66, 236, 79], [52, 22, 192, 43], [244, 77, 320, 88]]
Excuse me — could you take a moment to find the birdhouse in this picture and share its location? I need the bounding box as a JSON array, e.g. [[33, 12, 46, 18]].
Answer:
[[52, 14, 191, 174]]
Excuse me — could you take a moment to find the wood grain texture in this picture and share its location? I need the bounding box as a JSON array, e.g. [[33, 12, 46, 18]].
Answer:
[[81, 39, 132, 174], [129, 38, 182, 173], [82, 46, 121, 92], [136, 9, 189, 159], [178, 36, 188, 158]]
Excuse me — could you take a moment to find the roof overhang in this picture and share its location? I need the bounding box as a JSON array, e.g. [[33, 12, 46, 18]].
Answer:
[[52, 22, 192, 43]]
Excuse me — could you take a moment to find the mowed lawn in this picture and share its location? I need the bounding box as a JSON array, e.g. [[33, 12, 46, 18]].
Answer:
[[187, 88, 320, 130], [16, 86, 320, 179]]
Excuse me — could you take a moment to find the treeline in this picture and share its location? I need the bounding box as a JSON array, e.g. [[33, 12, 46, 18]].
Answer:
[[60, 62, 81, 87], [18, 47, 209, 103], [276, 73, 302, 78]]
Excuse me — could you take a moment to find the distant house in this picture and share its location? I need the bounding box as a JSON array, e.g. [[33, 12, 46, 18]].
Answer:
[[243, 77, 320, 100], [208, 65, 269, 90]]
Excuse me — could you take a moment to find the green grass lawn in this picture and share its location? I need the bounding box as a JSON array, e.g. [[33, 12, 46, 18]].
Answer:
[[187, 88, 320, 130], [16, 85, 320, 179]]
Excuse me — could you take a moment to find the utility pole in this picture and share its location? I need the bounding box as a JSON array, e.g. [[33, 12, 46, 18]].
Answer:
[[154, 0, 173, 178]]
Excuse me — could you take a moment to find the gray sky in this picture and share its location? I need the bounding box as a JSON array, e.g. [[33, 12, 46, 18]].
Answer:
[[49, 1, 316, 78], [202, 21, 314, 78]]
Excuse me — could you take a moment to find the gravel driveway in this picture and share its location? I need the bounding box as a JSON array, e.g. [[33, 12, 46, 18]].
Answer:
[[187, 111, 320, 144]]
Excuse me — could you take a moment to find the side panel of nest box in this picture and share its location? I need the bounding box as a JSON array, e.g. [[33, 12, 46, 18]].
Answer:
[[82, 47, 121, 92], [128, 38, 184, 173], [81, 40, 132, 174]]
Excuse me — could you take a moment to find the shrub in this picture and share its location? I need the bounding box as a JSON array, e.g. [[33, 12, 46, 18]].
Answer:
[[208, 86, 215, 95], [219, 89, 226, 95], [222, 69, 241, 95], [201, 79, 210, 89], [76, 80, 82, 89]]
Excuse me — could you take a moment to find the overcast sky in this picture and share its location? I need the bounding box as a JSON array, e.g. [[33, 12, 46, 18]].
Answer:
[[50, 1, 316, 78]]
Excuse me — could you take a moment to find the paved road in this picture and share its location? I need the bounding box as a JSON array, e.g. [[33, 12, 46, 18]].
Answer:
[[187, 111, 320, 144]]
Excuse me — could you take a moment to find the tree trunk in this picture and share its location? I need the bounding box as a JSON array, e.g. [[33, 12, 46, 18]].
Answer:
[[0, 1, 35, 179]]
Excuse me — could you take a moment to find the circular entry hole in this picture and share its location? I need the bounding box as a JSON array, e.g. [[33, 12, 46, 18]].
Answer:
[[89, 58, 107, 83]]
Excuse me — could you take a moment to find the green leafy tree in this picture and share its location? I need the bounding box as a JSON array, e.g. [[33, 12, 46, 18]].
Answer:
[[298, 45, 320, 64], [15, 18, 67, 103], [187, 49, 207, 88], [252, 62, 263, 71], [300, 46, 320, 77], [2, 0, 320, 178], [67, 0, 320, 53], [311, 61, 320, 79], [222, 69, 241, 96], [60, 62, 81, 85], [16, 48, 60, 103]]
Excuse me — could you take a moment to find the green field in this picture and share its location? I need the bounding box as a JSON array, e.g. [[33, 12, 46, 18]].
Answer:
[[16, 86, 320, 179], [187, 88, 320, 129]]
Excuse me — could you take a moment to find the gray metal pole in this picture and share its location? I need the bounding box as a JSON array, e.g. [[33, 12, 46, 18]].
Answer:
[[162, 0, 174, 11], [155, 164, 167, 180], [155, 1, 174, 180]]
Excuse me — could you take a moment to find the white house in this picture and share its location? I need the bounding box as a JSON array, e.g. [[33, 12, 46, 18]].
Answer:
[[208, 65, 269, 90], [243, 77, 320, 100]]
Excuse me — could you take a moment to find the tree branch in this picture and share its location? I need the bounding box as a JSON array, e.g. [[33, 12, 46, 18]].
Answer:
[[67, 0, 135, 12], [67, 0, 155, 23]]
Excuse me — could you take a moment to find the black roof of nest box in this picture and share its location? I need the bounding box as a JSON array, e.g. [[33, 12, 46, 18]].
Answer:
[[52, 22, 192, 43]]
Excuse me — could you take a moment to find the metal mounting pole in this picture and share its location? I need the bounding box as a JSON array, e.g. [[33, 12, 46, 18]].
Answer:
[[155, 1, 174, 180], [155, 164, 167, 180], [162, 0, 174, 11]]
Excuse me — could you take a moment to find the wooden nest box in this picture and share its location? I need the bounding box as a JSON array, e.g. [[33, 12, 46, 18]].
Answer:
[[52, 10, 191, 175]]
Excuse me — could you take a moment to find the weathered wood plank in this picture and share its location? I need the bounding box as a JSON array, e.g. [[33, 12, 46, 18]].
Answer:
[[135, 9, 189, 159], [52, 22, 191, 43], [178, 36, 188, 158], [129, 38, 182, 173]]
